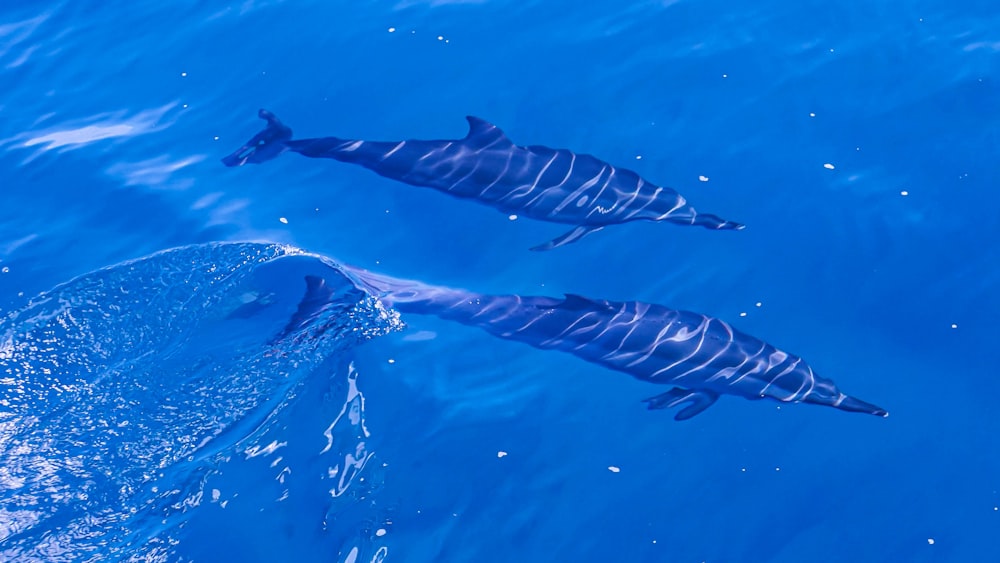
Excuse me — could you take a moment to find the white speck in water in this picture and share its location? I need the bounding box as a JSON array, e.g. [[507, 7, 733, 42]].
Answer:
[[387, 358, 395, 364], [900, 190, 909, 196], [608, 466, 620, 473], [181, 72, 187, 77], [220, 500, 228, 509], [652, 540, 657, 544], [775, 467, 781, 472], [388, 27, 396, 32], [809, 112, 816, 117], [823, 163, 835, 170], [951, 324, 958, 329], [437, 35, 444, 41], [212, 489, 220, 502], [375, 528, 387, 537], [699, 175, 709, 182], [830, 48, 835, 52], [279, 217, 288, 224], [739, 312, 747, 317], [497, 451, 507, 458], [722, 73, 728, 78], [411, 30, 415, 34], [213, 136, 219, 141], [755, 302, 762, 307], [508, 214, 518, 221], [741, 468, 747, 472], [635, 155, 642, 160], [182, 104, 188, 108], [927, 538, 935, 545]]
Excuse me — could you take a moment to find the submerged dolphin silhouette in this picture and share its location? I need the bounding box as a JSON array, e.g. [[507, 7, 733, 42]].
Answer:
[[323, 268, 886, 420], [223, 110, 744, 250]]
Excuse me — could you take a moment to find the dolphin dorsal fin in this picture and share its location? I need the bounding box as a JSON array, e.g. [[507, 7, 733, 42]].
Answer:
[[463, 116, 513, 150]]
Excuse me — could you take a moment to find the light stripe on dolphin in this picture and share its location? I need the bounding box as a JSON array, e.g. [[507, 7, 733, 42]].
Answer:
[[327, 268, 887, 421], [222, 110, 744, 250]]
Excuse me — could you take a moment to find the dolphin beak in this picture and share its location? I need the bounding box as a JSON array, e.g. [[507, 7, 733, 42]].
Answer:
[[832, 393, 888, 417]]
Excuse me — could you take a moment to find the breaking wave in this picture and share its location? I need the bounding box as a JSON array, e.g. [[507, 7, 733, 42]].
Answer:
[[0, 243, 401, 561]]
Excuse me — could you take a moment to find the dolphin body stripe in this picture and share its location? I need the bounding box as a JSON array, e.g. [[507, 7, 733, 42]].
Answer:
[[223, 110, 744, 250]]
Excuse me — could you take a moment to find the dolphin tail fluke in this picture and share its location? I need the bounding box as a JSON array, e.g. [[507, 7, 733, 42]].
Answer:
[[690, 212, 745, 231], [643, 387, 719, 421], [530, 225, 604, 251], [221, 109, 294, 167]]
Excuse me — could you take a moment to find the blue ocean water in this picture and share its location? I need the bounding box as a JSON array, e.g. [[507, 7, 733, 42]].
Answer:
[[0, 0, 997, 561]]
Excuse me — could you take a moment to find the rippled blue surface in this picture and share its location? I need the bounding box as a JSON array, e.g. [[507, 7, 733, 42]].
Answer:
[[1, 1, 998, 561]]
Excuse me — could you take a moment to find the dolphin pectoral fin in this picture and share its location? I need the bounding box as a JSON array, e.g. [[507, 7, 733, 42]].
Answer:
[[643, 387, 719, 421], [529, 226, 604, 251], [222, 109, 294, 167]]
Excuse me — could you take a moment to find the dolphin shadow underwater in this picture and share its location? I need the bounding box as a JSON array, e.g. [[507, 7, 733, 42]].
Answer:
[[223, 110, 744, 250], [284, 266, 887, 421]]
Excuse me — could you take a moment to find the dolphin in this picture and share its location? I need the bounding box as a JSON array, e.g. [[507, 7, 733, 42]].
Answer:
[[222, 110, 744, 250], [330, 268, 887, 420]]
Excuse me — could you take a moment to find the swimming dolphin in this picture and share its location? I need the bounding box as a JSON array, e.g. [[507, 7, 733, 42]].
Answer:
[[331, 268, 887, 420], [222, 110, 744, 250]]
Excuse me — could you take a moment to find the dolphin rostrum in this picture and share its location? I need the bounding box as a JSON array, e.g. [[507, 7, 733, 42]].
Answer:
[[223, 110, 744, 250], [325, 267, 886, 420]]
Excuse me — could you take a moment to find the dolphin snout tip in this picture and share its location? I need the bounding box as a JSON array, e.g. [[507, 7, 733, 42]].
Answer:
[[834, 393, 889, 418], [863, 404, 889, 418]]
